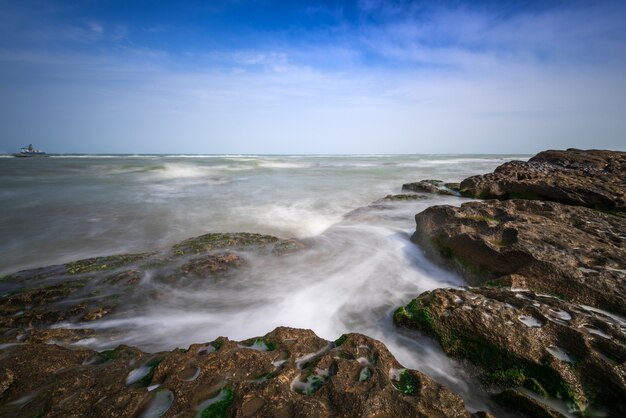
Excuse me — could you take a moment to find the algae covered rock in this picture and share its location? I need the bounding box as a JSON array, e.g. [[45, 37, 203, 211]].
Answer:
[[402, 179, 457, 196], [0, 231, 304, 344], [394, 287, 626, 417], [411, 199, 626, 315], [459, 149, 626, 211], [172, 232, 284, 255], [0, 327, 475, 417]]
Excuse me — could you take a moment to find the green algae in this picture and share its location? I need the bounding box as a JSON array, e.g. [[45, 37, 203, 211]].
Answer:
[[99, 348, 120, 361], [139, 358, 163, 387], [65, 253, 149, 275], [243, 338, 277, 351], [482, 279, 509, 289], [484, 368, 526, 387], [393, 370, 419, 395], [383, 194, 428, 201], [294, 374, 326, 395], [199, 387, 234, 418], [394, 298, 581, 407], [172, 233, 279, 255], [334, 334, 348, 347], [524, 378, 549, 399]]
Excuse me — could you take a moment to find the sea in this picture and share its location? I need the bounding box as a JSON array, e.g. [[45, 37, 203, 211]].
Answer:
[[0, 154, 528, 412]]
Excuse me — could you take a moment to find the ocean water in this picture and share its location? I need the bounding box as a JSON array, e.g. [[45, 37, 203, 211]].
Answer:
[[0, 154, 526, 412]]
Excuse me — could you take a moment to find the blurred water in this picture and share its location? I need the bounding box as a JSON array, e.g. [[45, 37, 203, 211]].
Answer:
[[0, 154, 526, 412], [0, 154, 520, 275]]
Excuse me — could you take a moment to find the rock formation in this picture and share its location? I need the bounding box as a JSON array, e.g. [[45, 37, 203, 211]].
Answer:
[[0, 327, 474, 418], [411, 199, 626, 315], [459, 149, 626, 211], [395, 287, 626, 417], [397, 149, 626, 416]]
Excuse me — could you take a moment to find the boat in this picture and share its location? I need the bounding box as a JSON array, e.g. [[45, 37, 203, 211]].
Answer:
[[14, 144, 47, 157]]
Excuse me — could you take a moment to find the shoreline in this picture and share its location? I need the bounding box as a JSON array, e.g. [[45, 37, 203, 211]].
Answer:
[[1, 148, 624, 417]]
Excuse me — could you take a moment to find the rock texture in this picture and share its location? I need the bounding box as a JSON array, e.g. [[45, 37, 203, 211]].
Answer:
[[394, 287, 626, 417], [402, 180, 458, 196], [0, 232, 304, 343], [0, 327, 473, 418], [411, 199, 626, 315], [399, 149, 626, 416], [459, 149, 626, 211]]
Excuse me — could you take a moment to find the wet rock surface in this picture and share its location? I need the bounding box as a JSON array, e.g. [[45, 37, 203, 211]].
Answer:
[[0, 327, 474, 418], [394, 287, 626, 417], [411, 199, 626, 315], [402, 179, 459, 196], [459, 149, 626, 211], [0, 232, 304, 343], [397, 149, 626, 416]]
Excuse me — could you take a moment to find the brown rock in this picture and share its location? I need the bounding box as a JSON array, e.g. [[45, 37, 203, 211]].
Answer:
[[459, 149, 626, 211], [394, 287, 626, 417], [0, 327, 474, 417], [179, 252, 246, 276], [0, 368, 14, 396], [412, 199, 626, 314], [402, 180, 457, 196]]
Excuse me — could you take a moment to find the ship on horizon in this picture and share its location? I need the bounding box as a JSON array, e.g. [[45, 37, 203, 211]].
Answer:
[[14, 144, 47, 158]]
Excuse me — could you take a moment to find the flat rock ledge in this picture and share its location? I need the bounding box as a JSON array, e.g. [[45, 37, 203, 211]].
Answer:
[[411, 199, 626, 315], [394, 287, 626, 417], [0, 232, 306, 340], [0, 327, 476, 418], [459, 149, 626, 211]]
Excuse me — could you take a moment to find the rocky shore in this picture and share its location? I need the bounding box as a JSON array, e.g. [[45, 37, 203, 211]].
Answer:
[[396, 149, 625, 417], [1, 148, 624, 417]]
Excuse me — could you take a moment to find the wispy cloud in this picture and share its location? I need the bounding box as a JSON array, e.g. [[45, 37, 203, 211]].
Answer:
[[0, 0, 625, 153]]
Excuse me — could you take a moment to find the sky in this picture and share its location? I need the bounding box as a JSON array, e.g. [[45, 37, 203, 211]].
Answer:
[[0, 0, 625, 154]]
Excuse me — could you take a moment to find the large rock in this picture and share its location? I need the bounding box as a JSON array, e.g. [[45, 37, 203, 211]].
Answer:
[[411, 199, 626, 315], [0, 327, 474, 417], [394, 287, 626, 417], [459, 149, 626, 211]]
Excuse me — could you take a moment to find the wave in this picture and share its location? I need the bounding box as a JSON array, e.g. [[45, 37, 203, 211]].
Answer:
[[257, 162, 313, 169]]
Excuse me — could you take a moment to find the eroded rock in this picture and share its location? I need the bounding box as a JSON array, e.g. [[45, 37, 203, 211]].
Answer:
[[394, 287, 626, 417], [0, 327, 474, 417], [459, 149, 626, 211], [412, 199, 626, 314], [402, 180, 457, 196]]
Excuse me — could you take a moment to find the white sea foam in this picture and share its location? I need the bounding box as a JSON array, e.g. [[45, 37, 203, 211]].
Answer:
[[258, 161, 313, 169], [146, 163, 230, 180], [239, 203, 342, 237]]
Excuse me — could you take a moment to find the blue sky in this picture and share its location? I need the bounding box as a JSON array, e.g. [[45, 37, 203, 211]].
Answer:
[[1, 0, 625, 154]]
